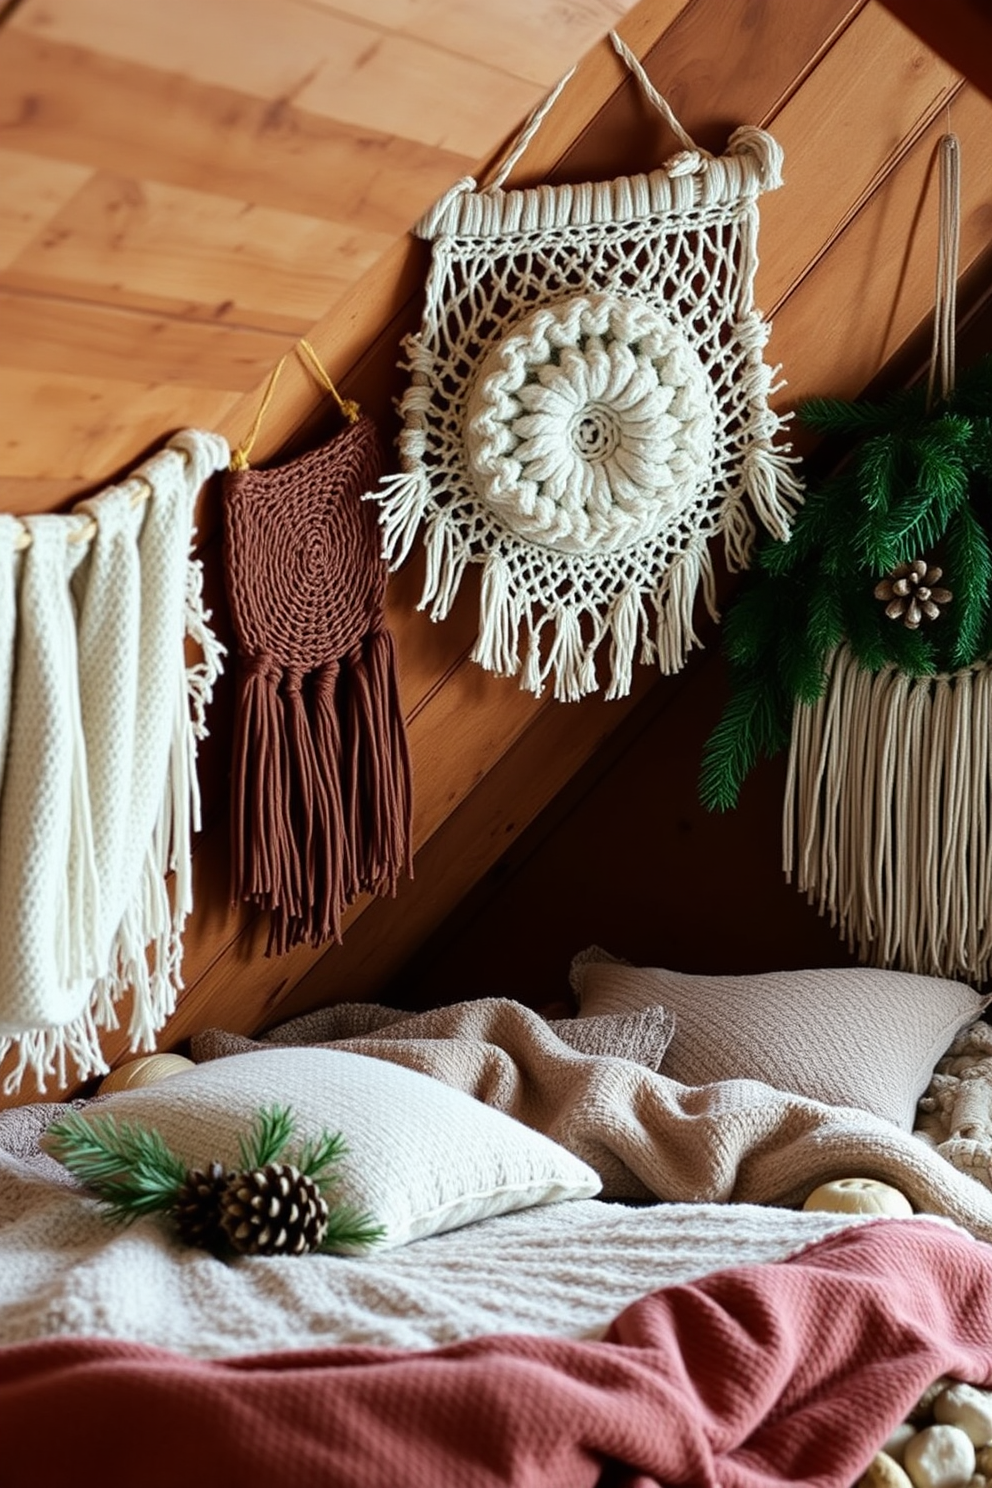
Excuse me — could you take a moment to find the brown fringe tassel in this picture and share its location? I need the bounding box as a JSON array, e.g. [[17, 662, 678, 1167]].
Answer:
[[223, 413, 413, 956]]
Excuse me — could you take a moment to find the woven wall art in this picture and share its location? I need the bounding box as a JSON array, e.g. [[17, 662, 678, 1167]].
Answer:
[[223, 347, 413, 957], [700, 136, 992, 984], [367, 31, 802, 702]]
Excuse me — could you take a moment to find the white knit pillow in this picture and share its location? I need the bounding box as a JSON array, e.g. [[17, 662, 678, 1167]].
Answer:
[[65, 1047, 601, 1250], [570, 949, 990, 1130]]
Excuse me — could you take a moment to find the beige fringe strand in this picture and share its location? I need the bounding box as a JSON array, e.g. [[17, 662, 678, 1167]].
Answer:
[[783, 644, 992, 982]]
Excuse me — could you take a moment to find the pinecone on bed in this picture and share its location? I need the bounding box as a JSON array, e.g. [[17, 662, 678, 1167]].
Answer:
[[171, 1161, 234, 1254], [218, 1162, 329, 1256]]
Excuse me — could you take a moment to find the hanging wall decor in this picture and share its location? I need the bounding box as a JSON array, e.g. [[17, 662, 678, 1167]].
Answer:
[[699, 136, 992, 983], [365, 31, 802, 703], [223, 343, 413, 956], [0, 430, 229, 1093]]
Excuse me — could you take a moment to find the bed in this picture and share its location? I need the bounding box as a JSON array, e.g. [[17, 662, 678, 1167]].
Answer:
[[3, 961, 992, 1488]]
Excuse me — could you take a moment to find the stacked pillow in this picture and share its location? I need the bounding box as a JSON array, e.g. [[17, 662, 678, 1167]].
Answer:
[[570, 947, 989, 1130]]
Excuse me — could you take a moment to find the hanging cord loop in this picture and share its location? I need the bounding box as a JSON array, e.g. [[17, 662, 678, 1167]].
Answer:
[[481, 29, 703, 194], [926, 132, 961, 412], [229, 340, 360, 472]]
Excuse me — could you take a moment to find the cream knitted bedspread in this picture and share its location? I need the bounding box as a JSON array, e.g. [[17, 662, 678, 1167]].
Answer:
[[0, 1098, 867, 1359]]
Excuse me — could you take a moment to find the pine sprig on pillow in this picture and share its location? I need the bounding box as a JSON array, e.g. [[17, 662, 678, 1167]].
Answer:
[[45, 1111, 188, 1221], [44, 1102, 383, 1257]]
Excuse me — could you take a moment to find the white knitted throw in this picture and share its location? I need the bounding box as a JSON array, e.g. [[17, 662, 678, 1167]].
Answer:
[[0, 430, 228, 1093], [368, 32, 802, 701]]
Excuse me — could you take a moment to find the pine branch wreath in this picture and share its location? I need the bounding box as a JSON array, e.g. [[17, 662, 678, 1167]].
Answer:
[[45, 1103, 385, 1258], [699, 352, 992, 812]]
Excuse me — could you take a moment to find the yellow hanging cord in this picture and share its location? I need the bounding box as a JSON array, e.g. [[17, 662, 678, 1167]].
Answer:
[[229, 357, 287, 471], [229, 339, 360, 472], [296, 339, 361, 425]]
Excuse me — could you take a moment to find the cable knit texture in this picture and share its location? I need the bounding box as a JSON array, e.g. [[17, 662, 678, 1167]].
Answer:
[[0, 430, 228, 1093]]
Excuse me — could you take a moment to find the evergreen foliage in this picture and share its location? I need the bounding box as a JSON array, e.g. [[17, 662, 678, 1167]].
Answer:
[[699, 353, 992, 812], [46, 1102, 384, 1255]]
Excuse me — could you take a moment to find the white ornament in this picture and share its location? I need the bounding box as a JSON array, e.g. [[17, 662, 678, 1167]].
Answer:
[[802, 1177, 914, 1217]]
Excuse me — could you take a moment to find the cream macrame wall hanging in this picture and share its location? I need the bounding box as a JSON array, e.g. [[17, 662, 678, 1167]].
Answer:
[[0, 431, 228, 1093], [367, 32, 802, 702], [700, 134, 992, 984]]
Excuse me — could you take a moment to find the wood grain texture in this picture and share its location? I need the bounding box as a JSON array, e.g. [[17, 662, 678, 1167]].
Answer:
[[1, 0, 991, 1103], [0, 0, 632, 499]]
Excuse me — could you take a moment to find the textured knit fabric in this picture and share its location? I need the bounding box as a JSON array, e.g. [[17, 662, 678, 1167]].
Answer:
[[191, 996, 992, 1233], [53, 1045, 602, 1250], [367, 33, 801, 702], [0, 430, 228, 1093], [569, 950, 989, 1130], [1, 1221, 991, 1488], [223, 414, 413, 954]]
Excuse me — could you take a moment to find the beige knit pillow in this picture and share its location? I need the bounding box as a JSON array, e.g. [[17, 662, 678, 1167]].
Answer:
[[570, 948, 990, 1130]]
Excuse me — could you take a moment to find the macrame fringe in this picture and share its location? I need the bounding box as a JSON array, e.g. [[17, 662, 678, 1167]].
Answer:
[[372, 467, 432, 571], [653, 537, 716, 676], [0, 1006, 108, 1098], [783, 644, 992, 982], [231, 631, 413, 957], [464, 535, 718, 701]]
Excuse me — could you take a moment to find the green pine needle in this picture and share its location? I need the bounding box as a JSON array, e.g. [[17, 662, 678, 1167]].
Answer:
[[238, 1104, 296, 1170], [45, 1111, 188, 1224], [944, 503, 992, 669], [297, 1129, 349, 1185], [698, 671, 790, 812], [319, 1203, 386, 1254]]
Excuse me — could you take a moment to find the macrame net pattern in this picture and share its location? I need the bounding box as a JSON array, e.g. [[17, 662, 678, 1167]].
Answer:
[[369, 36, 801, 702]]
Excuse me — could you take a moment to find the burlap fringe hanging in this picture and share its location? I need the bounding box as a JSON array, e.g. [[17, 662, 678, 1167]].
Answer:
[[783, 644, 992, 981]]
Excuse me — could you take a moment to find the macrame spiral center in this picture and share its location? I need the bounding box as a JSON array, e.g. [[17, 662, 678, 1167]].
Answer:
[[570, 405, 621, 462], [465, 294, 716, 555]]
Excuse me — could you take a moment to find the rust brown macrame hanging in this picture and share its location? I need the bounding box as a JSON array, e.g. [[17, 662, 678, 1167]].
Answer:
[[222, 351, 413, 955]]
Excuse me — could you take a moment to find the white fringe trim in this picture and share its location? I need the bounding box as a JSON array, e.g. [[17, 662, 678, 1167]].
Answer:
[[2, 543, 226, 1095], [783, 644, 992, 982]]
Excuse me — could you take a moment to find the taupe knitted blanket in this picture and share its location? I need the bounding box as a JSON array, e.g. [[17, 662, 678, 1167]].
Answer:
[[193, 998, 992, 1236]]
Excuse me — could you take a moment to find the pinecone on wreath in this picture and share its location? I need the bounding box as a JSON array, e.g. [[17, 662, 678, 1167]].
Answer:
[[874, 559, 952, 629], [219, 1161, 329, 1256]]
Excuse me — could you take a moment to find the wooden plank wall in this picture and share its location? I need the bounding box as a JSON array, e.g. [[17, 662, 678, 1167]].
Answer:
[[0, 0, 990, 1099]]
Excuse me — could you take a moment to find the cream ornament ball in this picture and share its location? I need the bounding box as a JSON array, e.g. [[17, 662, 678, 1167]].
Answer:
[[802, 1176, 914, 1217], [902, 1424, 976, 1488], [934, 1384, 992, 1448], [97, 1053, 196, 1094]]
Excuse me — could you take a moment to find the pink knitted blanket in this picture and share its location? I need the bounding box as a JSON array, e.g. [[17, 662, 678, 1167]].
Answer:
[[2, 1219, 990, 1488]]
